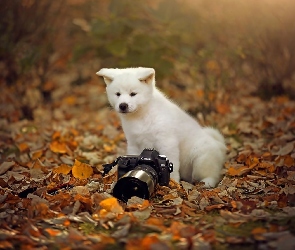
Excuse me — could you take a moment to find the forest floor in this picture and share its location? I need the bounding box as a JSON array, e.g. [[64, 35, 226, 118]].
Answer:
[[1, 66, 295, 250]]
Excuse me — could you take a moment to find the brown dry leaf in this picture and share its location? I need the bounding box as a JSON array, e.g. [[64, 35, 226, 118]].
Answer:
[[216, 103, 231, 114], [277, 142, 294, 156], [99, 197, 124, 214], [145, 217, 167, 231], [72, 159, 93, 179], [284, 155, 295, 167], [258, 162, 276, 173], [53, 164, 72, 175], [251, 227, 268, 240], [168, 221, 186, 240], [131, 206, 152, 221], [195, 89, 204, 98], [63, 95, 77, 105], [125, 239, 143, 250], [127, 197, 150, 210], [181, 203, 198, 216], [205, 204, 225, 211], [141, 234, 162, 249], [0, 161, 15, 175], [24, 223, 42, 238]]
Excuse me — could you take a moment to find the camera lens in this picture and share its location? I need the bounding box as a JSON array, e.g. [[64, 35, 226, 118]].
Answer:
[[112, 165, 157, 202]]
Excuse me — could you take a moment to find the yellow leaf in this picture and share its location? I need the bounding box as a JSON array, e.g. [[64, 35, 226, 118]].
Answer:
[[53, 164, 72, 175], [30, 150, 43, 160], [99, 197, 124, 214], [50, 141, 67, 154], [72, 159, 93, 179], [103, 144, 115, 153]]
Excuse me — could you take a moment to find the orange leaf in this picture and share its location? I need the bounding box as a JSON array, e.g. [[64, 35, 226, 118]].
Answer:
[[103, 144, 115, 153], [44, 228, 61, 237], [72, 159, 93, 179], [205, 203, 225, 211], [25, 223, 42, 238], [231, 200, 238, 209], [251, 227, 267, 240], [195, 89, 204, 98], [141, 235, 160, 249], [127, 199, 150, 210], [52, 131, 61, 140], [53, 164, 72, 175], [99, 197, 124, 214], [30, 149, 43, 160], [228, 166, 251, 176], [63, 96, 77, 105], [17, 142, 30, 152], [74, 194, 92, 204], [284, 155, 295, 167], [50, 141, 67, 154], [63, 219, 71, 227], [146, 217, 166, 231], [216, 103, 230, 114], [168, 221, 186, 240], [125, 239, 142, 250]]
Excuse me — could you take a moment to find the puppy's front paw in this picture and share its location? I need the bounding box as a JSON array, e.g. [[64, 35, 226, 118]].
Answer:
[[200, 177, 218, 188]]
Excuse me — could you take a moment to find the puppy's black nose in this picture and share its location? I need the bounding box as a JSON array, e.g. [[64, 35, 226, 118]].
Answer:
[[119, 103, 128, 112]]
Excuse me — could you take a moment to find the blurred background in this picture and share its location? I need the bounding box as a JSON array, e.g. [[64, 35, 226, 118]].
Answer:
[[1, 0, 295, 122]]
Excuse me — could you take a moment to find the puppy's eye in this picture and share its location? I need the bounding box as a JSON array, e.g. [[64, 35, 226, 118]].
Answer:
[[116, 92, 121, 97], [130, 92, 137, 97]]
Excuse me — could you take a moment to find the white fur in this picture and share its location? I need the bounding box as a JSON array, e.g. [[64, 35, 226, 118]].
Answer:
[[97, 67, 226, 187]]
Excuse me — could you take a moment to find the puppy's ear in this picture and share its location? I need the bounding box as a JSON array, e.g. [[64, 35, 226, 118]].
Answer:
[[138, 68, 155, 85], [96, 68, 114, 85]]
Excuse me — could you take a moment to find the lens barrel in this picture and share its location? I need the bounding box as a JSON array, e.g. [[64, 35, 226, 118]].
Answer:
[[112, 165, 157, 202]]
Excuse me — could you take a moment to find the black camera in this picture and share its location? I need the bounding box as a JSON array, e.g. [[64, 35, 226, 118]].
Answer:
[[103, 149, 173, 202]]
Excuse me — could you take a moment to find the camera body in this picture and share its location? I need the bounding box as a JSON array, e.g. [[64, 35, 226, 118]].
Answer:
[[117, 149, 173, 186], [105, 149, 173, 202]]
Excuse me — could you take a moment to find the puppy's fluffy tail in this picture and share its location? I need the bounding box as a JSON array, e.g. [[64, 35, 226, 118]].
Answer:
[[203, 127, 225, 144]]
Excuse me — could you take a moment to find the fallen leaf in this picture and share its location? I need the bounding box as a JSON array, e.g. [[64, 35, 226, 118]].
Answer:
[[276, 142, 294, 156], [251, 227, 267, 240], [284, 155, 295, 167], [44, 228, 61, 237], [127, 197, 150, 210], [99, 197, 124, 214], [29, 149, 44, 160], [0, 161, 15, 175], [216, 103, 231, 114], [72, 159, 93, 179], [53, 164, 72, 175], [228, 166, 251, 176], [17, 142, 30, 152], [50, 141, 68, 154]]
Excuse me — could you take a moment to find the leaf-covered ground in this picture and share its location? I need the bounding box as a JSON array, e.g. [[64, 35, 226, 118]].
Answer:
[[1, 70, 295, 250]]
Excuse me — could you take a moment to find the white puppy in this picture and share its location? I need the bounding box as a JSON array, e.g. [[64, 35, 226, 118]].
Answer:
[[97, 67, 226, 187]]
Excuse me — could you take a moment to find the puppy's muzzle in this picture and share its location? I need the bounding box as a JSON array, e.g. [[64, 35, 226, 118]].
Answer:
[[119, 103, 128, 112]]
